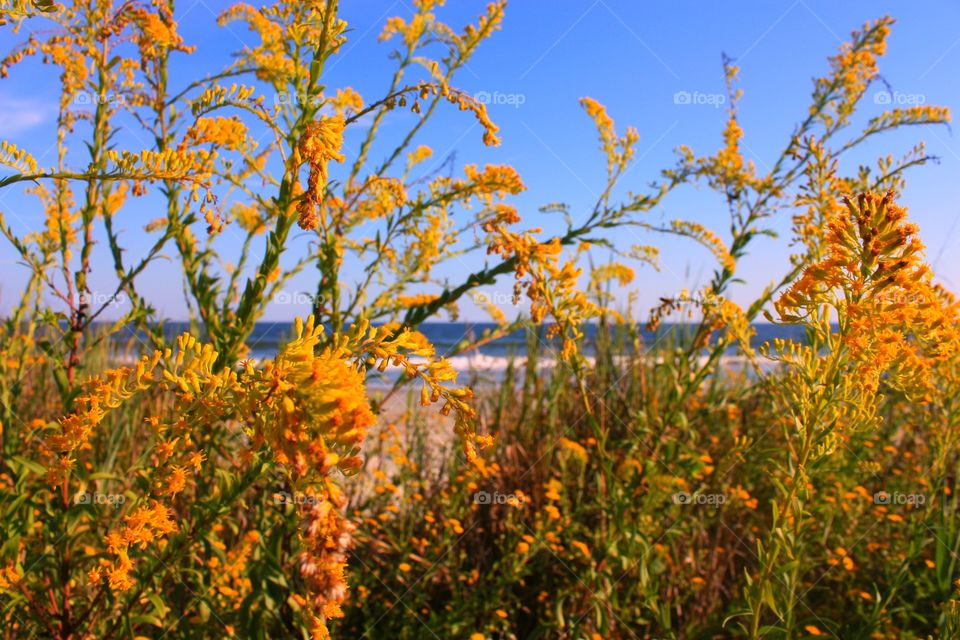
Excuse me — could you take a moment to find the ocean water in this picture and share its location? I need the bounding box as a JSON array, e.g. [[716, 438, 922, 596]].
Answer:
[[113, 322, 810, 372]]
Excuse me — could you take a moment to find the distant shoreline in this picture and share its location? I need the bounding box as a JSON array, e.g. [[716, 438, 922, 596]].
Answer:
[[93, 320, 811, 363]]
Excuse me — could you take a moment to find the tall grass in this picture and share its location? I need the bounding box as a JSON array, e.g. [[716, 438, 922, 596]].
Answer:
[[343, 314, 960, 639]]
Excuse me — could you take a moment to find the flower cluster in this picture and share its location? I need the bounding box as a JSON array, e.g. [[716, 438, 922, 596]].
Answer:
[[90, 502, 178, 591], [297, 481, 355, 639], [296, 116, 346, 230], [218, 2, 347, 85], [814, 17, 891, 128], [580, 97, 638, 176], [246, 316, 375, 478], [777, 191, 959, 395], [128, 3, 194, 61], [41, 319, 402, 632], [485, 220, 599, 360], [670, 220, 736, 274], [181, 116, 252, 153]]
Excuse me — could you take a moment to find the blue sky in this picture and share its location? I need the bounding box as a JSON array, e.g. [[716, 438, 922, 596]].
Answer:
[[1, 0, 959, 322]]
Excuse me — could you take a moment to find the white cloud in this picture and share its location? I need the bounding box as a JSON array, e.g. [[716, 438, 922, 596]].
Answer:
[[0, 95, 51, 137]]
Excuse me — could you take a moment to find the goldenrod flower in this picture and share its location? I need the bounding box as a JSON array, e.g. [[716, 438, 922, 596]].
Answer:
[[296, 116, 346, 230]]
